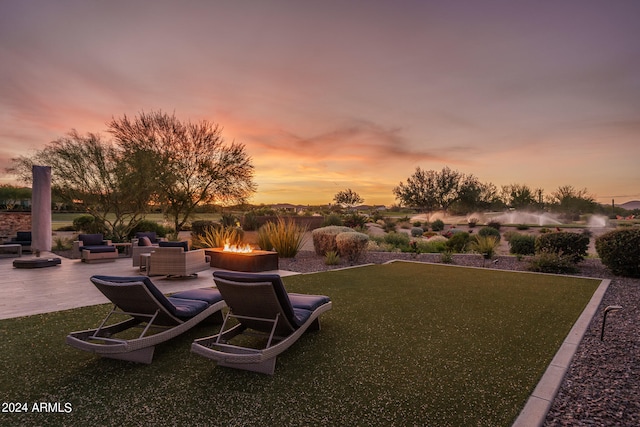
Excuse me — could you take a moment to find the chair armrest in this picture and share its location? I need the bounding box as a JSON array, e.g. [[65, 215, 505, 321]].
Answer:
[[72, 240, 82, 259]]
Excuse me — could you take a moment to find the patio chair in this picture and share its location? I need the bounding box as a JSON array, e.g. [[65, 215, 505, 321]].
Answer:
[[73, 233, 118, 262], [66, 275, 225, 364], [10, 231, 32, 252], [131, 232, 167, 267], [191, 271, 332, 374], [147, 245, 210, 278]]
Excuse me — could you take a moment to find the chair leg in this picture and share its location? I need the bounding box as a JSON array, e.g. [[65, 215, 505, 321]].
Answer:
[[102, 347, 156, 364], [217, 357, 277, 375]]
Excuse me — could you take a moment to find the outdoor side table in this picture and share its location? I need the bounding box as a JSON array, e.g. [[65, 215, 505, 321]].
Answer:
[[0, 244, 22, 257]]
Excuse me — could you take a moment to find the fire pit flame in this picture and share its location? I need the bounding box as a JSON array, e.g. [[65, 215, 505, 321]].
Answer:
[[223, 239, 253, 253]]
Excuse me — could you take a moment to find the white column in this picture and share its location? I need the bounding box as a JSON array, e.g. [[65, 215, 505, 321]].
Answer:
[[32, 165, 52, 252]]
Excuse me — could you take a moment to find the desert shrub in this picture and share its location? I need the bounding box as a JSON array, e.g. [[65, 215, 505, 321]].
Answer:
[[343, 213, 368, 229], [382, 219, 397, 233], [73, 215, 106, 234], [468, 235, 499, 259], [193, 226, 244, 249], [441, 251, 453, 264], [467, 218, 479, 228], [442, 228, 465, 238], [431, 219, 445, 232], [336, 232, 369, 263], [596, 228, 640, 277], [478, 226, 501, 242], [411, 227, 424, 237], [322, 213, 344, 227], [417, 239, 447, 253], [413, 221, 422, 227], [221, 213, 239, 228], [427, 235, 448, 243], [509, 233, 536, 255], [191, 220, 218, 237], [55, 225, 77, 232], [535, 232, 589, 263], [324, 250, 341, 265], [539, 227, 552, 234], [528, 250, 578, 274], [129, 219, 170, 238], [311, 226, 352, 256], [487, 220, 501, 230], [384, 231, 411, 248], [258, 218, 307, 258], [53, 236, 72, 251], [445, 231, 470, 253], [423, 231, 438, 238], [242, 211, 259, 231]]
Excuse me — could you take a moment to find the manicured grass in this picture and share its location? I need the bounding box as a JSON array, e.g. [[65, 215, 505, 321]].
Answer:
[[0, 263, 600, 426]]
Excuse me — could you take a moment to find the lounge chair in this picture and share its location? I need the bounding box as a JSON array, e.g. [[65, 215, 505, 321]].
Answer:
[[191, 271, 332, 374], [66, 275, 225, 364], [131, 232, 167, 267], [73, 233, 118, 262], [147, 245, 210, 278]]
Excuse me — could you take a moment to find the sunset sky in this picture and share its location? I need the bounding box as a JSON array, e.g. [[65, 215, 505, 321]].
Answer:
[[1, 0, 639, 206]]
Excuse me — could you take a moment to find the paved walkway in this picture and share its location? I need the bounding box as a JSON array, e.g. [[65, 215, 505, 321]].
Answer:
[[0, 252, 298, 320]]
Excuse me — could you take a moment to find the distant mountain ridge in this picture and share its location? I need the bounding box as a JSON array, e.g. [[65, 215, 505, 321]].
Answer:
[[619, 200, 640, 211]]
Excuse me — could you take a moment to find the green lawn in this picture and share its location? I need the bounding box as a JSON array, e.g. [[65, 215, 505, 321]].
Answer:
[[0, 263, 600, 426]]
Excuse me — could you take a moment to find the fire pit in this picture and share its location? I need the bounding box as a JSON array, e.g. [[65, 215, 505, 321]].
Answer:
[[205, 242, 278, 272]]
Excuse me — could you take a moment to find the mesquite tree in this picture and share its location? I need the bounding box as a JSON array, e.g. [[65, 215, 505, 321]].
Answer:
[[8, 130, 150, 240], [108, 111, 256, 231]]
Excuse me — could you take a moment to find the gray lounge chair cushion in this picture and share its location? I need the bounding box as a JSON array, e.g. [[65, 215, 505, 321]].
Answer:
[[91, 276, 222, 320], [288, 294, 331, 312], [166, 297, 209, 318], [83, 245, 117, 253], [212, 271, 327, 328], [171, 288, 225, 305]]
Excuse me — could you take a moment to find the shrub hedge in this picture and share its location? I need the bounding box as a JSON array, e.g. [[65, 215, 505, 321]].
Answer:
[[535, 231, 589, 263], [509, 233, 536, 255], [478, 226, 501, 242], [312, 226, 353, 256], [596, 228, 640, 277], [446, 231, 470, 253], [336, 232, 369, 263]]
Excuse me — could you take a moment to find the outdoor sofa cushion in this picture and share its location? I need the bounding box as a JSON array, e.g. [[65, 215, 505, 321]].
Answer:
[[135, 232, 159, 244], [138, 236, 153, 246], [79, 234, 107, 246], [159, 241, 189, 252]]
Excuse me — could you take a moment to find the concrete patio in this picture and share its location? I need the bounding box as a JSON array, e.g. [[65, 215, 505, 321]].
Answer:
[[0, 252, 298, 320]]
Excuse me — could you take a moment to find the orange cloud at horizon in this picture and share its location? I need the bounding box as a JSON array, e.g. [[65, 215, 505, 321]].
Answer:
[[1, 1, 639, 206]]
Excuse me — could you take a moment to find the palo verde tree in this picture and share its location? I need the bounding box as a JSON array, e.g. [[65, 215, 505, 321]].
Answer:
[[549, 185, 597, 218], [8, 130, 151, 240], [393, 166, 478, 213], [108, 111, 256, 232], [500, 183, 544, 210], [333, 188, 364, 211]]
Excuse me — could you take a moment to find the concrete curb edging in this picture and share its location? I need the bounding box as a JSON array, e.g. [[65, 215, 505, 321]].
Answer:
[[512, 278, 611, 427]]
